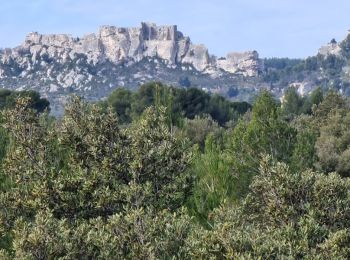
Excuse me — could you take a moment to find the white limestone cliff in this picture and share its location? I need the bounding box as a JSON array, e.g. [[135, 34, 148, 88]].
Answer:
[[216, 51, 260, 77], [318, 41, 342, 57], [10, 22, 261, 77]]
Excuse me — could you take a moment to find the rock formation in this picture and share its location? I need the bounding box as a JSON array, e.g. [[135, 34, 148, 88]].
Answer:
[[216, 51, 261, 77], [0, 22, 264, 115], [318, 41, 342, 57], [4, 22, 261, 77]]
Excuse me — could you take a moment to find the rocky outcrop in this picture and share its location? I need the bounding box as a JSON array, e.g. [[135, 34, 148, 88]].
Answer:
[[0, 22, 264, 115], [5, 22, 261, 77], [182, 44, 210, 71], [318, 41, 342, 57], [318, 32, 350, 57], [216, 51, 261, 77]]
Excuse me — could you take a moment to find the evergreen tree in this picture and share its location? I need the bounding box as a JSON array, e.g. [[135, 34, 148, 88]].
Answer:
[[230, 91, 296, 197], [0, 96, 193, 256]]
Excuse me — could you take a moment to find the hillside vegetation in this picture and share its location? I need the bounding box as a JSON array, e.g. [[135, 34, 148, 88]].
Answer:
[[1, 83, 350, 259]]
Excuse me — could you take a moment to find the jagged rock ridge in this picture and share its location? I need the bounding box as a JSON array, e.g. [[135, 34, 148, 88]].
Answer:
[[2, 22, 262, 78], [0, 22, 263, 115]]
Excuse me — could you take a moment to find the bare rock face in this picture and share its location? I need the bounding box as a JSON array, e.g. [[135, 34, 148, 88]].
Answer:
[[90, 23, 180, 64], [8, 22, 261, 76], [140, 22, 178, 63], [318, 42, 342, 57], [317, 32, 350, 57], [182, 44, 210, 71], [216, 51, 261, 77], [0, 22, 263, 115]]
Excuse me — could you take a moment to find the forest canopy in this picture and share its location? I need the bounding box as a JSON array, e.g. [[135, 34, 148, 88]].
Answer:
[[0, 84, 350, 259]]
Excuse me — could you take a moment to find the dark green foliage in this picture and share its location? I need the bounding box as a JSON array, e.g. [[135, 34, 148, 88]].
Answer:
[[0, 89, 49, 196], [177, 115, 224, 149], [186, 157, 350, 259], [290, 115, 318, 172], [282, 87, 304, 117], [308, 87, 324, 109], [319, 54, 346, 76], [1, 87, 350, 258], [0, 90, 51, 251], [313, 90, 347, 120], [229, 91, 297, 197], [262, 58, 305, 83], [230, 100, 251, 114], [11, 207, 193, 259], [178, 76, 191, 88], [263, 57, 304, 71], [227, 87, 239, 97], [131, 82, 165, 116], [175, 87, 210, 119], [106, 88, 133, 124], [128, 106, 193, 210], [207, 94, 240, 125], [0, 89, 50, 113], [314, 109, 350, 176], [175, 87, 251, 126], [0, 126, 9, 191], [305, 56, 319, 71], [104, 82, 251, 126], [289, 91, 350, 175], [2, 97, 192, 217], [282, 87, 324, 118], [186, 136, 235, 226], [0, 97, 193, 256]]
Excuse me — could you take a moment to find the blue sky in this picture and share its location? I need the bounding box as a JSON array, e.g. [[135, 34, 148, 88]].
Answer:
[[1, 0, 349, 58]]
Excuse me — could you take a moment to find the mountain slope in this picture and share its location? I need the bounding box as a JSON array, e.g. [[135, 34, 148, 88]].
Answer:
[[0, 22, 264, 115], [1, 22, 350, 115]]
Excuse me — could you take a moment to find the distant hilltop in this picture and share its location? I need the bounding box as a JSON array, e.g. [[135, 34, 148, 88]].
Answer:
[[1, 22, 350, 116], [18, 22, 261, 77]]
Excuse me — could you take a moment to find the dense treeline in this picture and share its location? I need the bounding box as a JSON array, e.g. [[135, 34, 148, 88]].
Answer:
[[100, 82, 251, 126], [1, 84, 350, 258], [0, 89, 50, 112]]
